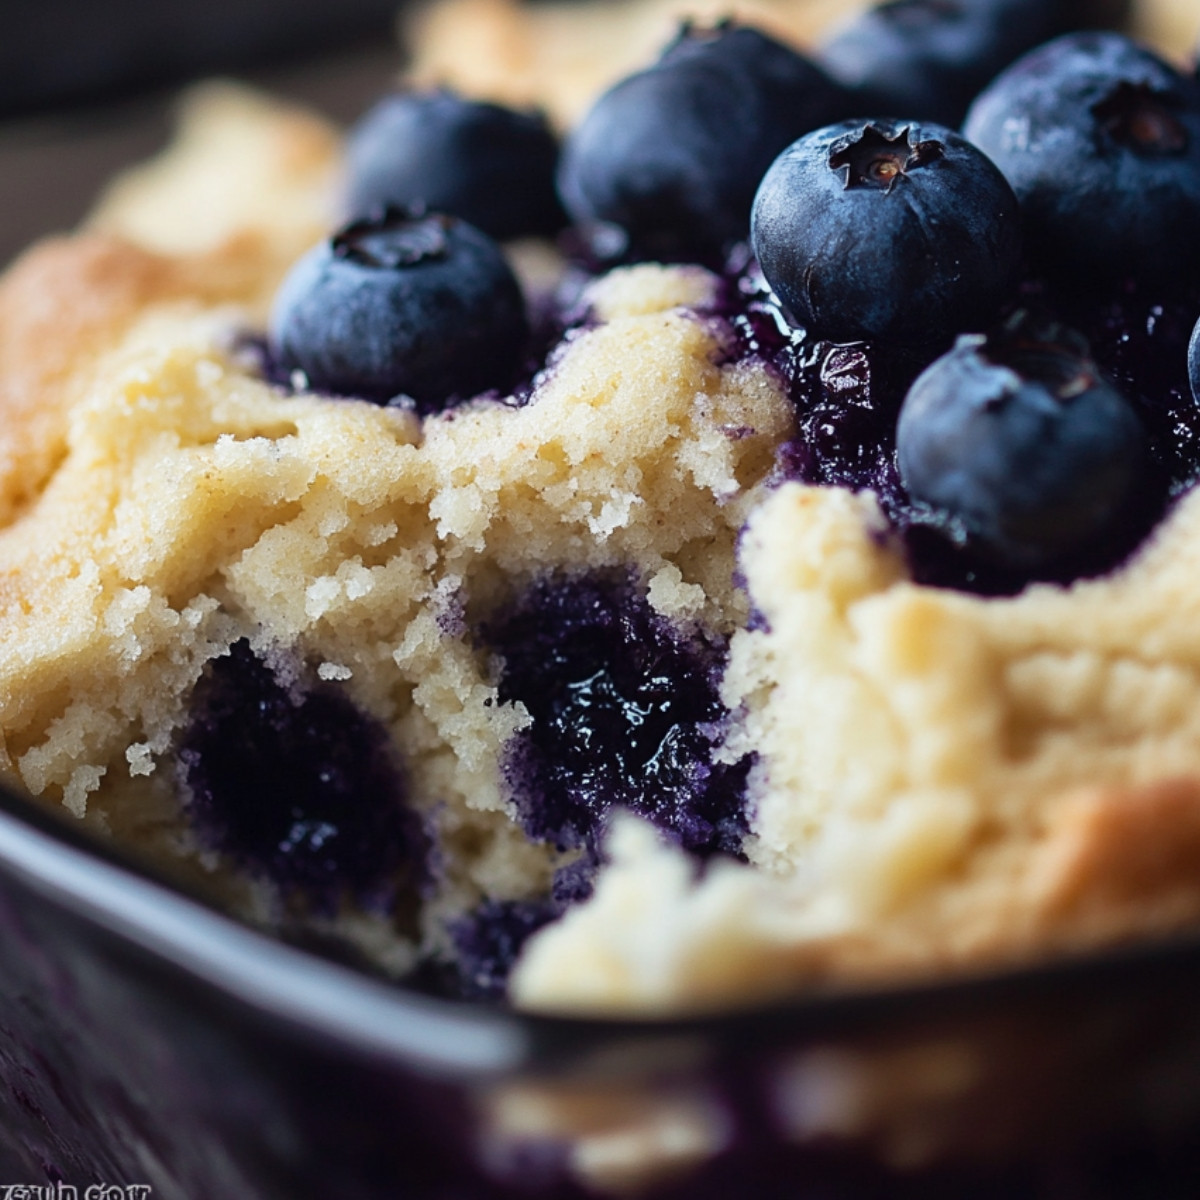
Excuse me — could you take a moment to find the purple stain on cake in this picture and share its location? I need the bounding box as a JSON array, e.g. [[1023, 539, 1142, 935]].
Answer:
[[720, 252, 1200, 595], [442, 856, 627, 997], [483, 574, 751, 868], [446, 899, 559, 1001], [179, 640, 427, 912]]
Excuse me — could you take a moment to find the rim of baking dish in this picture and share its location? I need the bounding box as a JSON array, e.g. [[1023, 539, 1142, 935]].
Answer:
[[2, 777, 1199, 1082]]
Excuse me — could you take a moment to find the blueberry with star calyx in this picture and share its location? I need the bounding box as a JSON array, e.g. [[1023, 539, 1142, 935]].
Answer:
[[268, 209, 528, 412], [897, 313, 1145, 571], [964, 32, 1200, 283], [751, 118, 1021, 347], [557, 20, 851, 262], [345, 90, 564, 240]]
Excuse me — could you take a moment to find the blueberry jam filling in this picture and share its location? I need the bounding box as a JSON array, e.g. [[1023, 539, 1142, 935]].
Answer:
[[483, 574, 752, 874], [722, 254, 1200, 595], [179, 640, 427, 912]]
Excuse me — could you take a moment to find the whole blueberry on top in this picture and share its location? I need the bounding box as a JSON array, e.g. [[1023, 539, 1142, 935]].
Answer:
[[268, 209, 528, 412], [963, 32, 1200, 283], [557, 21, 851, 262], [897, 313, 1145, 570], [819, 0, 1057, 128], [345, 90, 565, 241], [751, 118, 1021, 346]]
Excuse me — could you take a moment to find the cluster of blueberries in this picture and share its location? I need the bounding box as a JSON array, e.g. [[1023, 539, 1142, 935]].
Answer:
[[268, 0, 1200, 578]]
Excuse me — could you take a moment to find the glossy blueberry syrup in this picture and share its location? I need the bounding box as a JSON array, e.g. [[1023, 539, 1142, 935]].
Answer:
[[1036, 276, 1200, 499], [178, 640, 427, 912], [435, 575, 752, 995], [484, 573, 752, 862], [721, 250, 1200, 595]]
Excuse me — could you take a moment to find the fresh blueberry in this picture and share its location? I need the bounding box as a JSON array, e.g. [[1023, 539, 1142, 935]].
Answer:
[[751, 118, 1021, 346], [896, 313, 1145, 570], [819, 0, 1058, 128], [345, 90, 565, 241], [963, 33, 1200, 283], [557, 21, 851, 261], [179, 640, 427, 910], [268, 209, 528, 411]]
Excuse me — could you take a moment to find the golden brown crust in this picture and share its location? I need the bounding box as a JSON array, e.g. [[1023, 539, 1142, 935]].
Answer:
[[0, 235, 177, 524], [1030, 778, 1200, 935], [0, 230, 306, 527]]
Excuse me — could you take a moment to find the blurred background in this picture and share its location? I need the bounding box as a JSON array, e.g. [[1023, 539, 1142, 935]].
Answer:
[[0, 0, 407, 266], [0, 0, 1196, 267]]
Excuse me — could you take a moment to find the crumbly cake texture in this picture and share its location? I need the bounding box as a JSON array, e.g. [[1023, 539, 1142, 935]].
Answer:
[[0, 96, 788, 968], [4, 2, 1200, 1012]]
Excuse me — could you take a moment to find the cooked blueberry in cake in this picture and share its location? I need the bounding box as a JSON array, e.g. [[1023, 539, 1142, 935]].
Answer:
[[819, 0, 1057, 127], [557, 21, 850, 261], [449, 899, 558, 1000], [484, 575, 750, 861], [268, 209, 528, 410], [179, 641, 427, 910], [750, 118, 1021, 346], [964, 32, 1200, 282], [345, 90, 565, 240], [897, 313, 1146, 569]]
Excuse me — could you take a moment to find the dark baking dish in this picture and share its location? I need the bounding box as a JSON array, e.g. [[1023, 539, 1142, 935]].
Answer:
[[2, 780, 1200, 1199]]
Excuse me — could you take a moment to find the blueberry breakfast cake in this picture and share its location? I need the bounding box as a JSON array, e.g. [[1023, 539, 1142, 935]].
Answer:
[[3, 0, 1200, 1014]]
